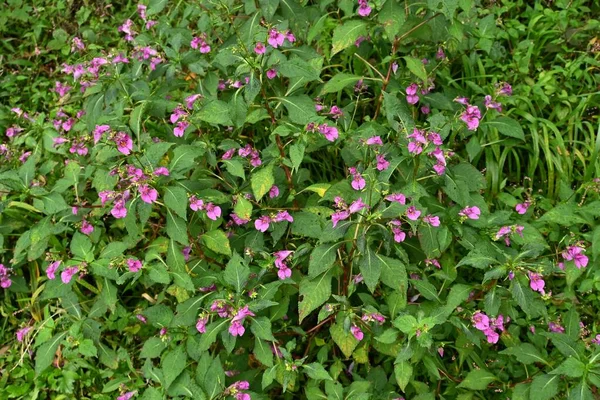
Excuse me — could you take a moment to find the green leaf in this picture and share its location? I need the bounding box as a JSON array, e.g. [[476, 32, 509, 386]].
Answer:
[[129, 102, 146, 138], [161, 347, 187, 390], [223, 252, 250, 293], [78, 339, 97, 358], [100, 242, 128, 259], [141, 387, 163, 400], [275, 95, 318, 125], [279, 57, 321, 82], [394, 361, 413, 392], [418, 224, 441, 258], [201, 230, 231, 256], [377, 254, 408, 293], [411, 279, 441, 302], [359, 247, 382, 293], [427, 0, 458, 20], [444, 284, 472, 311], [564, 308, 581, 340], [198, 100, 233, 126], [484, 117, 525, 141], [550, 357, 586, 378], [304, 363, 333, 381], [164, 186, 188, 220], [251, 163, 275, 201], [309, 243, 340, 278], [379, 0, 406, 38], [169, 144, 205, 174], [569, 383, 594, 400], [501, 344, 548, 365], [291, 211, 323, 239], [166, 210, 189, 245], [331, 20, 368, 55], [254, 337, 274, 367], [250, 316, 276, 341], [404, 56, 427, 82], [141, 337, 168, 359], [289, 143, 305, 172], [330, 322, 358, 358], [321, 73, 362, 94], [35, 331, 68, 375], [39, 192, 70, 214], [71, 232, 93, 261], [223, 159, 245, 180], [457, 369, 497, 390], [198, 320, 228, 352], [98, 343, 119, 369], [299, 272, 332, 322], [233, 196, 253, 220], [147, 0, 168, 15], [529, 374, 559, 400]]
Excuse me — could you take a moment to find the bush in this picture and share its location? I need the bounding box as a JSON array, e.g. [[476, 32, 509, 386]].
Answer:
[[1, 0, 600, 399]]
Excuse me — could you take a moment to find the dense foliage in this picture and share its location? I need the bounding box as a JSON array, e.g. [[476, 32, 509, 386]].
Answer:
[[1, 0, 600, 399]]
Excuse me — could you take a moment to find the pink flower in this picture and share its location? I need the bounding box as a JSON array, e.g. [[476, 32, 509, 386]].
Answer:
[[196, 317, 208, 333], [54, 81, 72, 98], [80, 220, 94, 235], [495, 226, 512, 240], [528, 272, 545, 293], [174, 121, 189, 137], [385, 193, 406, 204], [277, 266, 292, 280], [497, 82, 513, 96], [351, 325, 364, 340], [268, 29, 285, 48], [329, 106, 343, 119], [111, 200, 128, 219], [254, 42, 266, 55], [366, 136, 383, 145], [406, 206, 421, 221], [269, 185, 280, 198], [318, 123, 339, 142], [93, 124, 111, 144], [349, 198, 367, 214], [591, 334, 600, 345], [189, 195, 204, 211], [229, 321, 245, 336], [266, 68, 277, 79], [484, 95, 502, 111], [425, 258, 441, 268], [562, 246, 588, 269], [459, 206, 481, 220], [460, 105, 481, 131], [16, 327, 32, 342], [357, 0, 372, 17], [549, 321, 565, 333], [154, 167, 170, 176], [136, 314, 147, 323], [351, 175, 366, 191], [205, 203, 222, 220], [391, 221, 406, 243], [118, 19, 136, 41], [46, 261, 61, 280], [484, 328, 499, 344], [139, 184, 158, 204], [127, 258, 142, 272], [436, 47, 446, 59], [255, 216, 271, 232], [472, 312, 490, 330], [423, 215, 440, 227], [61, 266, 79, 284], [170, 105, 187, 123], [114, 132, 133, 155], [117, 391, 136, 400], [515, 202, 530, 214], [274, 211, 293, 223], [405, 83, 419, 105], [332, 210, 350, 227], [421, 105, 431, 114], [199, 42, 211, 54], [285, 30, 296, 43], [491, 315, 507, 332], [274, 250, 293, 269], [185, 94, 202, 109], [376, 154, 390, 171]]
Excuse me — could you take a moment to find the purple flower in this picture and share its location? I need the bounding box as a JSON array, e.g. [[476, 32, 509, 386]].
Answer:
[[497, 82, 512, 96], [154, 167, 170, 176], [205, 203, 222, 220], [385, 193, 406, 204], [81, 220, 94, 235], [435, 47, 446, 60], [114, 132, 133, 155], [170, 105, 187, 123], [196, 317, 208, 333], [111, 200, 128, 219], [528, 272, 545, 293], [406, 206, 421, 221], [423, 214, 440, 227], [376, 154, 390, 171], [549, 321, 565, 333], [255, 216, 271, 232], [117, 391, 136, 400], [318, 123, 339, 142], [515, 202, 530, 214], [254, 42, 266, 55], [139, 184, 158, 204], [390, 220, 406, 243], [332, 210, 350, 227], [357, 0, 372, 17], [484, 328, 499, 344], [118, 19, 136, 41], [269, 185, 280, 198], [562, 245, 588, 269], [16, 327, 32, 342], [61, 266, 79, 284], [185, 94, 202, 109], [266, 68, 277, 79], [174, 120, 189, 137], [268, 29, 285, 48], [348, 198, 367, 214], [274, 250, 293, 269], [366, 136, 383, 145], [405, 83, 419, 105], [460, 105, 482, 131], [54, 81, 72, 98], [127, 258, 142, 272], [189, 195, 204, 211], [93, 125, 110, 144], [421, 105, 431, 114], [46, 261, 61, 280], [136, 314, 147, 324], [351, 174, 366, 191], [351, 325, 364, 340], [472, 312, 490, 330], [274, 210, 293, 223], [484, 95, 502, 111], [459, 206, 481, 220]]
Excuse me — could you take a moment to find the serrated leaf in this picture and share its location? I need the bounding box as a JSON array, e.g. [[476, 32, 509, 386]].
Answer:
[[201, 230, 231, 256], [35, 331, 67, 375], [359, 247, 382, 293], [275, 95, 318, 125], [223, 253, 249, 293], [233, 196, 253, 220], [309, 243, 340, 278], [403, 56, 427, 82], [198, 100, 233, 126], [330, 322, 358, 358], [394, 361, 413, 392], [279, 57, 321, 82], [411, 279, 441, 302], [304, 362, 333, 381], [550, 357, 585, 378], [251, 163, 275, 201], [164, 186, 188, 220], [162, 347, 187, 390], [299, 272, 332, 322], [501, 344, 548, 365], [457, 369, 497, 390], [529, 374, 559, 400], [484, 117, 525, 140], [331, 20, 368, 55], [321, 73, 362, 94]]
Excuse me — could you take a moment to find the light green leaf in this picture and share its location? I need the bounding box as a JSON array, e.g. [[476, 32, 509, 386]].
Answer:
[[411, 279, 441, 302], [251, 163, 275, 201], [330, 322, 358, 358], [147, 0, 168, 15], [457, 369, 497, 390], [403, 56, 427, 82], [379, 0, 406, 38], [304, 362, 333, 381], [501, 344, 548, 365], [166, 210, 189, 245], [275, 95, 318, 124], [198, 100, 233, 126], [161, 347, 187, 390], [550, 357, 585, 378], [250, 316, 276, 341], [201, 230, 231, 256], [394, 361, 413, 392], [279, 57, 321, 82], [233, 196, 253, 220], [529, 374, 559, 400], [164, 186, 188, 221], [35, 331, 68, 375], [331, 20, 368, 55], [321, 73, 362, 94], [484, 117, 525, 141], [309, 243, 340, 278], [359, 247, 382, 293]]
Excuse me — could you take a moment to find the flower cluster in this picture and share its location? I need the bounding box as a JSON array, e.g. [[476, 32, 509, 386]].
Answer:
[[348, 167, 366, 190], [254, 211, 293, 232], [306, 122, 339, 142], [357, 0, 372, 16], [189, 195, 222, 220], [267, 29, 295, 49], [224, 380, 251, 400], [191, 34, 211, 53], [274, 250, 293, 280], [560, 244, 588, 269], [406, 129, 451, 175], [472, 311, 508, 344], [528, 272, 545, 294], [170, 105, 190, 137], [494, 224, 524, 246], [331, 197, 367, 227], [0, 264, 12, 289], [458, 206, 481, 220]]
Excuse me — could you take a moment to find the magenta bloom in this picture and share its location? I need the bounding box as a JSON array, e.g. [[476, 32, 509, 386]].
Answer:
[[528, 272, 545, 293], [277, 266, 292, 280], [117, 391, 136, 400], [274, 251, 293, 269], [460, 105, 482, 131], [515, 202, 530, 214], [366, 136, 383, 145], [549, 321, 565, 333], [174, 120, 189, 137], [348, 198, 367, 214], [332, 210, 350, 228], [484, 95, 502, 111], [268, 29, 285, 48], [80, 220, 94, 235], [46, 261, 61, 280], [93, 124, 110, 144], [255, 215, 271, 232], [139, 184, 158, 204], [274, 211, 293, 223], [205, 203, 222, 220], [484, 328, 499, 344], [114, 132, 133, 155], [229, 321, 245, 336], [376, 154, 390, 171], [472, 312, 490, 330], [351, 325, 364, 341], [405, 83, 419, 105], [423, 215, 440, 227], [391, 220, 406, 243], [111, 200, 128, 219], [61, 266, 79, 284], [127, 258, 142, 272], [406, 206, 421, 221], [357, 0, 372, 17], [269, 185, 280, 198], [266, 68, 277, 79], [351, 175, 366, 191], [196, 317, 208, 334], [459, 206, 481, 220], [562, 246, 588, 269], [254, 42, 266, 55], [154, 167, 170, 176], [385, 193, 406, 204], [189, 195, 204, 211], [16, 327, 32, 342], [185, 94, 202, 109], [318, 123, 339, 142]]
